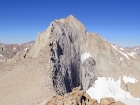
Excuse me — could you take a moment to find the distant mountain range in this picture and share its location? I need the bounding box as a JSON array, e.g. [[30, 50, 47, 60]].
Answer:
[[0, 41, 35, 62], [2, 40, 139, 62], [111, 44, 140, 60]]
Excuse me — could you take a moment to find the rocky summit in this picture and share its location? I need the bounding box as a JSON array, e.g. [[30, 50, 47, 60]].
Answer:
[[46, 87, 125, 105], [0, 15, 140, 105]]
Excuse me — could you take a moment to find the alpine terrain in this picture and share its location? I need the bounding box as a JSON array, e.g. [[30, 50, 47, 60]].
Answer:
[[0, 15, 140, 105]]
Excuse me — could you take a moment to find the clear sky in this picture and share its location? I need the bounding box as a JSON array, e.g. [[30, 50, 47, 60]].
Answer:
[[0, 0, 140, 47]]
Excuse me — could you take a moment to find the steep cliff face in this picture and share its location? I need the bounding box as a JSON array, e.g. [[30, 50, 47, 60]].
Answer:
[[49, 16, 97, 94]]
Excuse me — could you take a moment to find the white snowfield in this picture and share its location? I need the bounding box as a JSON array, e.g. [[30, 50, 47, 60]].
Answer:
[[81, 52, 91, 63], [86, 77, 140, 105], [123, 75, 138, 84]]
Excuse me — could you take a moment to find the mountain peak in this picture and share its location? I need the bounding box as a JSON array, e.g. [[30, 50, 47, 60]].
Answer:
[[67, 14, 75, 19]]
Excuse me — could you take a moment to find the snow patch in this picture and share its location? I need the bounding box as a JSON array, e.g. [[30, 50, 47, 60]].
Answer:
[[123, 76, 138, 84], [13, 47, 16, 50], [120, 57, 123, 61], [30, 44, 32, 45], [0, 54, 3, 57], [24, 48, 29, 51], [127, 52, 137, 59], [86, 77, 140, 105], [111, 45, 130, 60], [120, 48, 124, 50], [81, 53, 91, 63]]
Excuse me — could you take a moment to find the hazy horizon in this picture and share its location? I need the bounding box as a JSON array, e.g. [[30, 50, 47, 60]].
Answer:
[[0, 0, 140, 47]]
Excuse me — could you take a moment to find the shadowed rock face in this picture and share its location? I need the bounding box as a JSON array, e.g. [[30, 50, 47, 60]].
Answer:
[[82, 57, 96, 90], [49, 16, 96, 94]]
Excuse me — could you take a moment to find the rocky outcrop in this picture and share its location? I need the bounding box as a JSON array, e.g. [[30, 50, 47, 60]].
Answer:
[[46, 87, 98, 105], [46, 87, 125, 105], [100, 98, 125, 105], [12, 49, 29, 60], [125, 79, 140, 97]]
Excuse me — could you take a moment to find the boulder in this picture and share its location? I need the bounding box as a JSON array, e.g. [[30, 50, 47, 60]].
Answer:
[[100, 98, 125, 105], [100, 98, 115, 105]]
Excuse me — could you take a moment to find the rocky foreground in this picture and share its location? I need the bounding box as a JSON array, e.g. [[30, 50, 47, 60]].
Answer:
[[46, 87, 125, 105]]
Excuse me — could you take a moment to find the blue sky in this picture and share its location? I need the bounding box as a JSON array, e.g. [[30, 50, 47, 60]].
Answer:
[[0, 0, 140, 47]]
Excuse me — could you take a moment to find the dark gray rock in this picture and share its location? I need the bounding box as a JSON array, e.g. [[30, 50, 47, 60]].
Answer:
[[81, 57, 96, 90], [49, 17, 96, 94]]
